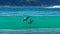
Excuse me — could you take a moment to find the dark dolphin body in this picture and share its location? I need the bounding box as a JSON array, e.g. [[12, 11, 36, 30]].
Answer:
[[28, 20, 33, 24], [23, 16, 30, 22]]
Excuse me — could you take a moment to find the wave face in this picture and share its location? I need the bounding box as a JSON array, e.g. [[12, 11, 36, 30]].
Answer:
[[0, 6, 60, 16]]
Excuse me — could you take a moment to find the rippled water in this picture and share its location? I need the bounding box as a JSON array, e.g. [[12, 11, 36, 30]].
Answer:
[[0, 6, 60, 16], [0, 28, 60, 34]]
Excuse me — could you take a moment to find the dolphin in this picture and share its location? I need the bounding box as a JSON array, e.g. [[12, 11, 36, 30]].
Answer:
[[28, 20, 33, 24], [23, 16, 30, 21]]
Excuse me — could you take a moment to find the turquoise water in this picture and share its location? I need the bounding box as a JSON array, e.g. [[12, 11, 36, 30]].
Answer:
[[0, 6, 60, 34], [0, 6, 60, 29], [0, 6, 60, 16]]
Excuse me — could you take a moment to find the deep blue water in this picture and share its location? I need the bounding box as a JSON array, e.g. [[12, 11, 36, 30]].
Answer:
[[0, 6, 60, 16], [0, 0, 60, 6]]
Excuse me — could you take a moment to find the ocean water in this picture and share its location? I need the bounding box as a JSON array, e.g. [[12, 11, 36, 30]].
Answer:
[[0, 6, 60, 34], [0, 6, 60, 16]]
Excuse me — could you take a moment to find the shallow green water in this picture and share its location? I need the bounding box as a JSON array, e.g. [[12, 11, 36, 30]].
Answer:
[[0, 16, 60, 29]]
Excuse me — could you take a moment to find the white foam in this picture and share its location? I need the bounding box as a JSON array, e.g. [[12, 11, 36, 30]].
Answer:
[[46, 5, 60, 8]]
